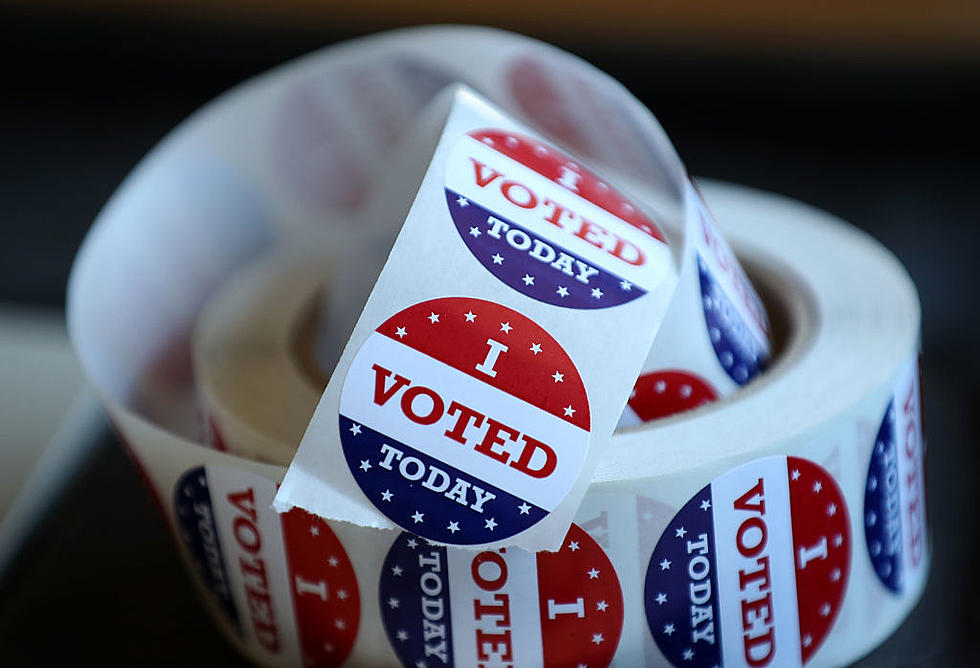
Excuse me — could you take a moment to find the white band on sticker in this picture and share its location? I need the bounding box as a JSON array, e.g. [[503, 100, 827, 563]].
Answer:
[[66, 26, 928, 668]]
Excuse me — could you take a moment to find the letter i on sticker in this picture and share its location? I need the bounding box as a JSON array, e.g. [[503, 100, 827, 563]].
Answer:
[[444, 127, 672, 308], [339, 297, 591, 545], [644, 456, 850, 667]]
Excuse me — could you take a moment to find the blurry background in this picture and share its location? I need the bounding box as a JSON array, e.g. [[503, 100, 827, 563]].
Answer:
[[0, 2, 977, 665]]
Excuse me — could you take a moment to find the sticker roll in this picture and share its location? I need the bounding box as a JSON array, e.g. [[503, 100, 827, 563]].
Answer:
[[66, 26, 928, 668]]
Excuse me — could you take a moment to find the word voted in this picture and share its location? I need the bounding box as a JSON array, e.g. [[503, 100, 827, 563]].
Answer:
[[370, 359, 558, 481], [469, 158, 647, 267], [226, 487, 282, 653]]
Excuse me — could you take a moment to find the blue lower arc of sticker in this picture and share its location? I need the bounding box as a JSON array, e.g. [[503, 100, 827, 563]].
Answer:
[[644, 486, 723, 668], [865, 399, 902, 592], [446, 188, 646, 309], [380, 533, 455, 668], [174, 466, 241, 633], [698, 255, 768, 385], [339, 415, 547, 545]]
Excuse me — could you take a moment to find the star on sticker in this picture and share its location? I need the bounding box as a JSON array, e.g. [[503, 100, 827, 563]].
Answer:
[[484, 518, 497, 530], [675, 526, 687, 538], [309, 525, 319, 536], [499, 321, 512, 333], [591, 633, 604, 645], [827, 503, 838, 516], [447, 521, 460, 534], [682, 648, 694, 661], [868, 475, 878, 491], [334, 619, 346, 630], [457, 196, 470, 207], [791, 468, 801, 480], [412, 511, 424, 524], [396, 630, 408, 642], [620, 280, 632, 291], [349, 423, 362, 436], [591, 288, 603, 299], [659, 558, 671, 571], [415, 659, 427, 668], [700, 499, 712, 511], [395, 326, 407, 338], [552, 371, 564, 383], [522, 274, 535, 286], [505, 136, 519, 147], [328, 556, 339, 567], [392, 564, 403, 576], [568, 541, 580, 552], [830, 567, 842, 582], [491, 253, 504, 265], [381, 489, 393, 502], [388, 597, 400, 609], [464, 310, 476, 322], [556, 285, 569, 298], [323, 643, 334, 653], [336, 589, 348, 600], [359, 460, 372, 472], [654, 379, 666, 393], [802, 634, 813, 648], [518, 502, 531, 515], [406, 538, 418, 549], [663, 623, 675, 636], [833, 533, 844, 547], [587, 568, 600, 579], [469, 226, 481, 237], [529, 342, 542, 354], [819, 602, 831, 616], [596, 600, 609, 611], [813, 480, 823, 493], [563, 405, 576, 417], [655, 592, 667, 604], [427, 312, 440, 323]]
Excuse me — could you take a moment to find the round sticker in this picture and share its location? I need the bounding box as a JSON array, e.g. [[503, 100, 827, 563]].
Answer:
[[379, 525, 624, 668], [627, 369, 719, 422], [864, 363, 927, 594], [444, 128, 670, 309], [644, 456, 850, 667], [176, 465, 360, 666], [339, 296, 590, 545]]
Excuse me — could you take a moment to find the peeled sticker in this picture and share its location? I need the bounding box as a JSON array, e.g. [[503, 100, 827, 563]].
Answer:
[[274, 87, 679, 551], [175, 465, 361, 667], [378, 525, 624, 668], [644, 456, 850, 667], [340, 297, 590, 545], [864, 356, 928, 594]]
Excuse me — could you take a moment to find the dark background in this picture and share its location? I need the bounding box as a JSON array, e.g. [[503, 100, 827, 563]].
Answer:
[[0, 5, 977, 666]]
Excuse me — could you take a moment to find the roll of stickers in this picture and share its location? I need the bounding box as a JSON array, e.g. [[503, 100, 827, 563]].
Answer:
[[67, 26, 927, 668]]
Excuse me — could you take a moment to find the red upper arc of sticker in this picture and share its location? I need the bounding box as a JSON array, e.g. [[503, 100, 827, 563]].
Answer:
[[536, 524, 624, 667], [628, 370, 718, 422], [787, 456, 850, 664], [376, 297, 590, 431], [466, 129, 666, 244], [280, 508, 360, 667]]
